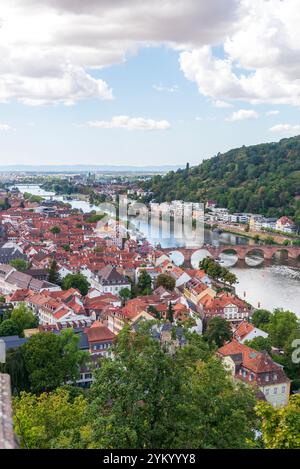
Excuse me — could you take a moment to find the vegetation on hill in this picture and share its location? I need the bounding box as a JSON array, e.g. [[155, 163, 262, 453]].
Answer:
[[143, 136, 300, 225]]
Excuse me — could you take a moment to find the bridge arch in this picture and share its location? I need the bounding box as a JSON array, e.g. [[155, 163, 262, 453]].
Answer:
[[244, 248, 265, 266], [168, 250, 185, 266], [191, 249, 213, 269], [271, 248, 289, 263], [218, 248, 239, 267]]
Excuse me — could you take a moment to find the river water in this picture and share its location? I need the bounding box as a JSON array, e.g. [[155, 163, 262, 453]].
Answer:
[[14, 185, 300, 316]]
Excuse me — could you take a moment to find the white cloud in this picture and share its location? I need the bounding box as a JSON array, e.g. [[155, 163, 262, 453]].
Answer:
[[269, 124, 300, 133], [266, 110, 279, 116], [180, 0, 300, 107], [86, 116, 171, 131], [1, 0, 300, 109], [153, 84, 178, 93], [226, 109, 259, 122], [213, 100, 233, 108], [0, 123, 13, 131], [0, 0, 239, 106]]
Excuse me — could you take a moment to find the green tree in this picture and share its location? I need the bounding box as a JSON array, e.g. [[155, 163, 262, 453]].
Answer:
[[59, 328, 88, 384], [61, 273, 90, 296], [148, 305, 160, 320], [251, 309, 272, 329], [10, 303, 38, 336], [137, 270, 152, 295], [256, 395, 300, 449], [13, 388, 88, 449], [204, 316, 233, 348], [10, 258, 29, 272], [176, 358, 258, 449], [0, 347, 29, 395], [48, 259, 60, 285], [0, 319, 19, 337], [50, 226, 61, 234], [88, 325, 180, 449], [155, 274, 176, 291], [87, 326, 257, 449], [22, 332, 66, 393], [167, 302, 174, 323], [222, 270, 237, 286], [266, 309, 299, 349], [119, 287, 131, 304], [244, 336, 272, 354]]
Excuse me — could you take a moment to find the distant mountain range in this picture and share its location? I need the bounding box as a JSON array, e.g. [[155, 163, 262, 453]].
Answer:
[[0, 164, 184, 173]]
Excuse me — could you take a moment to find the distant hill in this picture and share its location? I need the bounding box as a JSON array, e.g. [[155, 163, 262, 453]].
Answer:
[[144, 136, 300, 223], [0, 164, 182, 173]]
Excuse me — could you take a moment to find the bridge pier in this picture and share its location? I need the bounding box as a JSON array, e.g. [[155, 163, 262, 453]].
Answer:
[[235, 258, 246, 268]]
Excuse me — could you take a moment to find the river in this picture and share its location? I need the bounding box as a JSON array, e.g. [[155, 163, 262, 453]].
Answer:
[[14, 184, 300, 316]]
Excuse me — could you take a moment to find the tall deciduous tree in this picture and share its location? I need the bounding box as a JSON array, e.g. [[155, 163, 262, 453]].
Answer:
[[156, 274, 176, 291], [137, 270, 152, 295], [87, 325, 257, 449], [10, 303, 38, 336], [21, 330, 88, 394], [13, 388, 88, 449], [204, 316, 232, 348], [10, 258, 29, 272], [266, 309, 299, 349], [256, 395, 300, 449], [61, 273, 90, 296], [251, 309, 271, 329], [48, 259, 60, 285]]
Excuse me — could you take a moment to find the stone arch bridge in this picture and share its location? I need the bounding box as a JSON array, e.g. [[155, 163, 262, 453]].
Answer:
[[162, 245, 300, 267]]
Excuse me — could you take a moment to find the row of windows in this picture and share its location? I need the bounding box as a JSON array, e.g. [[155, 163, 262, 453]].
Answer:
[[93, 343, 110, 350], [265, 386, 286, 395], [265, 373, 278, 382], [226, 313, 247, 319]]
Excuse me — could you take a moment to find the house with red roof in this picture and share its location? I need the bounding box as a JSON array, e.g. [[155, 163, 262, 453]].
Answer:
[[183, 278, 216, 310], [85, 320, 116, 357], [233, 320, 269, 344], [276, 216, 296, 233], [199, 292, 251, 325], [106, 306, 154, 335], [218, 339, 290, 407]]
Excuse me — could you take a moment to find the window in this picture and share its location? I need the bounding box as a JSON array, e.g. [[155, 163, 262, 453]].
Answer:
[[273, 373, 278, 381], [265, 388, 269, 395], [265, 375, 269, 382], [281, 386, 286, 393], [274, 387, 278, 394]]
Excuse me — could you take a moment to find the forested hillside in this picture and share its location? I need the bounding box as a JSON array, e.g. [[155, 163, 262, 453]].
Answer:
[[144, 136, 300, 224]]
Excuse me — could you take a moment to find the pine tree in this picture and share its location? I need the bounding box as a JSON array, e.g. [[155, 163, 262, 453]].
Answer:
[[167, 302, 174, 323], [48, 259, 60, 285]]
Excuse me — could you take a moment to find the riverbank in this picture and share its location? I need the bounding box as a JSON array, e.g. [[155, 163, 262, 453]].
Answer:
[[206, 222, 299, 245]]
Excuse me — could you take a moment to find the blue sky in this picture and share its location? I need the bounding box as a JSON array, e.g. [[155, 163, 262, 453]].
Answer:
[[1, 1, 300, 167]]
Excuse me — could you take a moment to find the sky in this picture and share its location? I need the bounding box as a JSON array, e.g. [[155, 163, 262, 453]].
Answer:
[[0, 0, 300, 167]]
